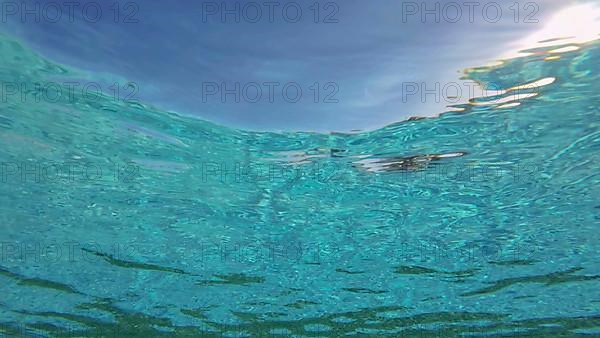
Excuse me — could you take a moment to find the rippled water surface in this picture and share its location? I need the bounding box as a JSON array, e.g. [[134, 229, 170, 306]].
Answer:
[[1, 33, 600, 336]]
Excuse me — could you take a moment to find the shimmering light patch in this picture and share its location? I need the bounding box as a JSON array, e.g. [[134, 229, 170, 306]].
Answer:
[[435, 152, 466, 159], [470, 93, 538, 106], [467, 77, 555, 108], [545, 56, 561, 61], [485, 61, 504, 68], [437, 74, 551, 114], [507, 77, 556, 92], [549, 46, 581, 53], [496, 102, 521, 109]]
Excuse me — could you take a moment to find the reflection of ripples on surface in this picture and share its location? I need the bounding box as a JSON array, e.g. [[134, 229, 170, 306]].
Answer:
[[0, 33, 599, 337]]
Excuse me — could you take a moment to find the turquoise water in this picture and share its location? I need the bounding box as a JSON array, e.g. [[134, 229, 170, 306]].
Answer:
[[0, 33, 599, 337]]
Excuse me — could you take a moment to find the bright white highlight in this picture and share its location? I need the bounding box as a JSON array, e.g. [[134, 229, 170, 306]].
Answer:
[[502, 2, 600, 59]]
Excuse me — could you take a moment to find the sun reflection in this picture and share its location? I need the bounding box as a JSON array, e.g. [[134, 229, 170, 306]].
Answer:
[[502, 2, 600, 59]]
